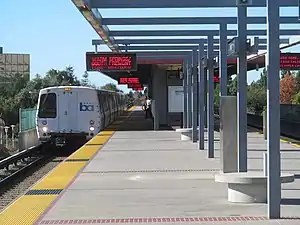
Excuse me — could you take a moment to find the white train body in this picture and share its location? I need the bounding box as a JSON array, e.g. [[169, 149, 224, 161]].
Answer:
[[36, 86, 126, 146]]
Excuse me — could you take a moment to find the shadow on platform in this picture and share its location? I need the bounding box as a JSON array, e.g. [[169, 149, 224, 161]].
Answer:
[[105, 110, 175, 131]]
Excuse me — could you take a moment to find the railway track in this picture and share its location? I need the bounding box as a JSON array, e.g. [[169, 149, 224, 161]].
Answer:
[[0, 141, 81, 210]]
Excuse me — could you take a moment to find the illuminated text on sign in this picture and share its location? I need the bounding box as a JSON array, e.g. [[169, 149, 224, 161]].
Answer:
[[91, 56, 133, 70], [280, 53, 300, 70]]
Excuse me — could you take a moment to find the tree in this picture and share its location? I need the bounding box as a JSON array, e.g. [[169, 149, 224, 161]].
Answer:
[[228, 76, 237, 96], [293, 71, 300, 94], [247, 86, 266, 114], [280, 72, 296, 104], [292, 92, 300, 104], [81, 71, 90, 86], [100, 83, 120, 92], [42, 66, 81, 87], [0, 66, 84, 126], [126, 91, 134, 106]]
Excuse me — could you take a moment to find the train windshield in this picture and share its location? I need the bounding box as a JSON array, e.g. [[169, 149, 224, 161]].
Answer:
[[38, 93, 57, 118]]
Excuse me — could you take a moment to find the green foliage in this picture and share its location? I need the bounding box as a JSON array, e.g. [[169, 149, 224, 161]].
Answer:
[[214, 84, 220, 107], [246, 69, 267, 114], [228, 76, 237, 96], [247, 86, 266, 114], [100, 83, 120, 92], [292, 92, 300, 104], [126, 91, 134, 106], [0, 67, 116, 127]]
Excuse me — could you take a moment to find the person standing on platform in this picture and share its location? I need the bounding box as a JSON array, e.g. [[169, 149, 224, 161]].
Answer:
[[144, 96, 152, 119]]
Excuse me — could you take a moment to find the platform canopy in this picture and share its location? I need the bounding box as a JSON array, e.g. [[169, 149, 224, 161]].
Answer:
[[71, 0, 300, 84]]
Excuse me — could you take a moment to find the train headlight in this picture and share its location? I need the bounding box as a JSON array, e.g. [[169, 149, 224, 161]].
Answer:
[[90, 120, 95, 125], [42, 126, 48, 132], [89, 126, 95, 131]]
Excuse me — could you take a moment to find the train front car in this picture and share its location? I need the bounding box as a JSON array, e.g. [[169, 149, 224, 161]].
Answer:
[[36, 86, 101, 147]]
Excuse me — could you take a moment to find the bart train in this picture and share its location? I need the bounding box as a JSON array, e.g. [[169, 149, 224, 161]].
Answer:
[[36, 86, 127, 146]]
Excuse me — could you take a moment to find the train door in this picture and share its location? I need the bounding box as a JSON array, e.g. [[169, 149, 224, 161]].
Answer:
[[57, 88, 79, 133]]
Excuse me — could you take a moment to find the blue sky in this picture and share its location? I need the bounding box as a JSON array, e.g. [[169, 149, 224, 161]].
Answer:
[[0, 0, 299, 93]]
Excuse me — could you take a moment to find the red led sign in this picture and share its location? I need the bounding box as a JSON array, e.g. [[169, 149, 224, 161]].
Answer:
[[214, 75, 220, 83], [86, 52, 137, 72], [128, 83, 142, 88], [118, 77, 140, 84], [280, 53, 300, 70]]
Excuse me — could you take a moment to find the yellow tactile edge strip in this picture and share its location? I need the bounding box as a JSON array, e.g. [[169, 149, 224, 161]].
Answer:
[[214, 114, 300, 149], [252, 128, 300, 148], [0, 107, 135, 225]]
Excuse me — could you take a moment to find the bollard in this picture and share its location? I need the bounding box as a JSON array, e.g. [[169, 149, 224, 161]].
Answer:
[[152, 100, 159, 130], [263, 110, 267, 140], [263, 152, 268, 177], [220, 96, 238, 173]]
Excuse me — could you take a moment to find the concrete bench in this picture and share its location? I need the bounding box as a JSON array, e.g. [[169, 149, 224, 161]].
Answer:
[[215, 171, 294, 203], [175, 128, 193, 140], [175, 128, 208, 141]]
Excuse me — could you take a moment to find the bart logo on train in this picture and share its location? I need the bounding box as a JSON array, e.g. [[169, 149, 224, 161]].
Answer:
[[79, 102, 95, 111]]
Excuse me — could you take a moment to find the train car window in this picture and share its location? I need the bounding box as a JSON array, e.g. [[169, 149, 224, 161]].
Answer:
[[105, 93, 109, 111], [97, 91, 104, 113], [112, 94, 116, 109], [102, 93, 108, 111], [108, 93, 112, 110], [38, 93, 57, 118]]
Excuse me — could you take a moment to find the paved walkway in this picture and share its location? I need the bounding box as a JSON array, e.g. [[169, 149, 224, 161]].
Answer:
[[36, 108, 300, 224]]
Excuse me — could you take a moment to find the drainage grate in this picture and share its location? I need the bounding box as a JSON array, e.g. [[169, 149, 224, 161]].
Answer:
[[83, 169, 220, 174], [65, 159, 89, 162], [25, 189, 63, 195]]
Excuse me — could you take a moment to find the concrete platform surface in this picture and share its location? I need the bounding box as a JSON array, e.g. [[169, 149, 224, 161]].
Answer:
[[36, 109, 300, 225]]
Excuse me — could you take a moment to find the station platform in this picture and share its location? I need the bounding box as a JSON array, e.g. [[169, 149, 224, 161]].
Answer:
[[1, 106, 300, 225]]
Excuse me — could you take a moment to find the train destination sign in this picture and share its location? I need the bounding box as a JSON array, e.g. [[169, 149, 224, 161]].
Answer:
[[118, 77, 140, 84], [128, 83, 142, 88], [214, 75, 220, 83], [86, 52, 137, 72], [280, 53, 300, 70]]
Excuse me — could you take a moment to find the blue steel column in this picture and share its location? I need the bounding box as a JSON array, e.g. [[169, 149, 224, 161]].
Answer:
[[192, 49, 198, 142], [187, 58, 192, 128], [267, 0, 281, 219], [204, 69, 208, 128], [219, 23, 228, 96], [183, 60, 188, 128], [207, 36, 214, 158], [198, 41, 205, 150], [237, 5, 248, 172]]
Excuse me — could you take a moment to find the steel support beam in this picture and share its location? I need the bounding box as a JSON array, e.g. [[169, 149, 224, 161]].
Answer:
[[237, 5, 248, 172], [109, 29, 299, 37], [88, 0, 299, 8], [207, 36, 214, 159], [93, 38, 289, 45], [198, 40, 205, 150], [102, 16, 300, 25], [192, 49, 198, 142], [219, 23, 228, 96], [135, 51, 218, 56], [183, 60, 188, 128], [119, 45, 268, 51], [71, 0, 119, 51], [266, 0, 281, 219], [187, 58, 192, 128]]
